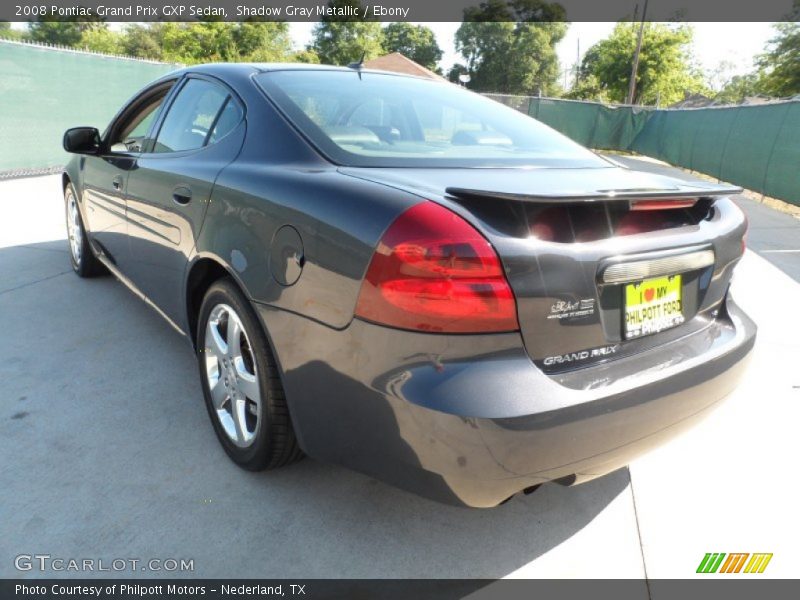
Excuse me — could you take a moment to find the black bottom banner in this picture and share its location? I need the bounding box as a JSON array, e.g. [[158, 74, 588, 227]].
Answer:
[[2, 579, 799, 600]]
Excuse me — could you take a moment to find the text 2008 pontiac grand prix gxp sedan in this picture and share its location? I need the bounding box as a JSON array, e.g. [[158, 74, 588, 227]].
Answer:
[[62, 64, 756, 507]]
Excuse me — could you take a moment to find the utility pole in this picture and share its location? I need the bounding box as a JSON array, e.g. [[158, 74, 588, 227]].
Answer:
[[626, 0, 648, 105], [575, 38, 580, 89]]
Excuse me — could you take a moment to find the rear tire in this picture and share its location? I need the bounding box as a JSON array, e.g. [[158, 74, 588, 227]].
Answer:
[[197, 278, 303, 471], [64, 182, 106, 277]]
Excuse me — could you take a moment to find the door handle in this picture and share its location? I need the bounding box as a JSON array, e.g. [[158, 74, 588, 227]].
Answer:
[[112, 176, 123, 190], [172, 186, 192, 205]]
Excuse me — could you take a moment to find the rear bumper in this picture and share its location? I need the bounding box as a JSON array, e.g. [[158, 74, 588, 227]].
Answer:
[[256, 294, 756, 508]]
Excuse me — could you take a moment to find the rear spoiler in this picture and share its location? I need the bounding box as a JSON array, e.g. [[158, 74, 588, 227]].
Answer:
[[445, 185, 743, 204]]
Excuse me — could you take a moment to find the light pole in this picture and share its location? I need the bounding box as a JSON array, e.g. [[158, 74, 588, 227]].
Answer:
[[626, 0, 649, 105]]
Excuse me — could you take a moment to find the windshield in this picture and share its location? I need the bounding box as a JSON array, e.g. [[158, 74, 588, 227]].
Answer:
[[255, 70, 609, 169]]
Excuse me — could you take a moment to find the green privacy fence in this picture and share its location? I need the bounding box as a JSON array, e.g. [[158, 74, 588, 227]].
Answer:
[[0, 40, 179, 174], [488, 94, 800, 206]]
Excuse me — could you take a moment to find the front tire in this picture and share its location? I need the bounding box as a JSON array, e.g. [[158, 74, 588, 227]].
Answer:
[[64, 182, 106, 277], [197, 279, 303, 471]]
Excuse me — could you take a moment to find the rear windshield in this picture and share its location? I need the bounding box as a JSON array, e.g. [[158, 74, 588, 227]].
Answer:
[[255, 70, 609, 169]]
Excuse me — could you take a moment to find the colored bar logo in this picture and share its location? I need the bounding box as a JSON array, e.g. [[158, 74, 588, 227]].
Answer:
[[697, 553, 773, 573]]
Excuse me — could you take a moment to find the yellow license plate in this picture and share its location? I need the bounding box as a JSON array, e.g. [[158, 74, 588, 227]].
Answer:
[[624, 275, 684, 339]]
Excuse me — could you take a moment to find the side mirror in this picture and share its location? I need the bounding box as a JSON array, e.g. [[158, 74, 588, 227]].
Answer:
[[63, 127, 101, 155]]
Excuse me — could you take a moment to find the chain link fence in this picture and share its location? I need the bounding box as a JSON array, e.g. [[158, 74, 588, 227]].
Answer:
[[487, 93, 800, 206]]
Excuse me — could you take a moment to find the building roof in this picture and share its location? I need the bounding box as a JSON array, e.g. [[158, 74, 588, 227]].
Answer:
[[363, 53, 444, 81]]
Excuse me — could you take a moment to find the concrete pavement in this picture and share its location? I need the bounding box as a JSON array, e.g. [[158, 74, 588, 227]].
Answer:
[[0, 174, 797, 582]]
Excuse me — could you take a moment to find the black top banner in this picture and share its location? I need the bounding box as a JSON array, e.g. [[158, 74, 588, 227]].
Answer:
[[3, 0, 799, 23]]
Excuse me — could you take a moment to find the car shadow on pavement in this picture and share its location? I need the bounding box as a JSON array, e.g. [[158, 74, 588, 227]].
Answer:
[[0, 240, 630, 579]]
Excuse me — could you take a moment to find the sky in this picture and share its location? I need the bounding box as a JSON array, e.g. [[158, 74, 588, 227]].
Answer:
[[289, 21, 777, 89]]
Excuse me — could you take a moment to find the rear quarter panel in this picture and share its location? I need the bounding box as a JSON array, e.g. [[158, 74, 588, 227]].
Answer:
[[194, 162, 417, 328]]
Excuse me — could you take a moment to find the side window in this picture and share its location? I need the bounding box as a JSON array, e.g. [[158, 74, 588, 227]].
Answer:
[[127, 106, 158, 139], [208, 98, 243, 145], [153, 79, 231, 153], [109, 86, 172, 153]]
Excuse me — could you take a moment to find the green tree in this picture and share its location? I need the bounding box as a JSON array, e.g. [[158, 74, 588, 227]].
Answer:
[[28, 20, 103, 46], [757, 21, 800, 97], [0, 22, 23, 40], [309, 0, 384, 65], [120, 22, 293, 64], [577, 22, 707, 105], [120, 24, 164, 60], [454, 0, 567, 94], [447, 63, 470, 84], [232, 21, 292, 62], [714, 73, 767, 104], [158, 22, 240, 64], [289, 49, 321, 64], [563, 74, 611, 102], [79, 26, 123, 54], [382, 23, 443, 72], [18, 20, 297, 64]]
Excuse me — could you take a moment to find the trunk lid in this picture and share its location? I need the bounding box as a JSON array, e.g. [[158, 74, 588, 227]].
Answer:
[[342, 165, 746, 373]]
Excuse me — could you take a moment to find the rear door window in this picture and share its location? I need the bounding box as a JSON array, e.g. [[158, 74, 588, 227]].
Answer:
[[208, 98, 244, 145], [153, 79, 232, 153]]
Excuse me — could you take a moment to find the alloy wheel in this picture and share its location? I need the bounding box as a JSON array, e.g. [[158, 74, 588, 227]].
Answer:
[[204, 304, 261, 448], [66, 189, 82, 265]]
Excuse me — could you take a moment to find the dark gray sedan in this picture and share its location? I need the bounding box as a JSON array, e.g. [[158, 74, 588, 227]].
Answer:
[[62, 64, 756, 507]]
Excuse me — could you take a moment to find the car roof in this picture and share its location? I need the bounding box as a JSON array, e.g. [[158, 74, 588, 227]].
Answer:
[[169, 62, 445, 84]]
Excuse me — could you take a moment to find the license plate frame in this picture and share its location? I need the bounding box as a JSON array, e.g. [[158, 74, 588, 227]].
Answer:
[[623, 275, 685, 340]]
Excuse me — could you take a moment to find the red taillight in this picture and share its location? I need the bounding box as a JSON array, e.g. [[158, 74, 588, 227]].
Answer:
[[355, 202, 519, 333]]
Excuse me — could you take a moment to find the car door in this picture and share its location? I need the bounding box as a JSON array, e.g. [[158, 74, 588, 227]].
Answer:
[[81, 81, 176, 269], [124, 75, 246, 329]]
